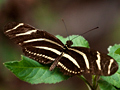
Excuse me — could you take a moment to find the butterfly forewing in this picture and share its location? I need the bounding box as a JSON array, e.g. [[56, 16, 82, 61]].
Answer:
[[4, 22, 64, 64]]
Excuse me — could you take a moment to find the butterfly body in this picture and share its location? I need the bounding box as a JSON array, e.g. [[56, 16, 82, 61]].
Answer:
[[4, 22, 118, 76]]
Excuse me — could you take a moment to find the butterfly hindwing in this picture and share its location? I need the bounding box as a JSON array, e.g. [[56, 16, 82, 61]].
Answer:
[[58, 47, 118, 76]]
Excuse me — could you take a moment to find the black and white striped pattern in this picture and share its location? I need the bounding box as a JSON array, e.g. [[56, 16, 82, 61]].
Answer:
[[4, 22, 118, 76]]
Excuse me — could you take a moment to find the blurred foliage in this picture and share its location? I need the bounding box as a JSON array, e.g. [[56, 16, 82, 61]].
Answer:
[[33, 5, 59, 29], [0, 0, 6, 7], [112, 16, 120, 44]]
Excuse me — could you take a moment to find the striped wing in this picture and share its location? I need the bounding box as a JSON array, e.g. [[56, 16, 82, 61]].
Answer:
[[4, 22, 118, 76], [4, 22, 64, 64], [58, 47, 118, 76]]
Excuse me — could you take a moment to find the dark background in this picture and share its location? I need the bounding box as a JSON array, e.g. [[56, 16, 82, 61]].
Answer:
[[0, 0, 120, 90]]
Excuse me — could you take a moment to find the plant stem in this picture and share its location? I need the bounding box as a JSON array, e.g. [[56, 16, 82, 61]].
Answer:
[[78, 75, 100, 90], [92, 75, 99, 90], [78, 75, 94, 90]]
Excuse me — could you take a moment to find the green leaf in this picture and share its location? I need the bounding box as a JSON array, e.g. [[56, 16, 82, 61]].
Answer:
[[4, 55, 70, 84], [115, 48, 120, 55], [101, 44, 120, 88], [56, 35, 90, 48], [98, 79, 117, 90]]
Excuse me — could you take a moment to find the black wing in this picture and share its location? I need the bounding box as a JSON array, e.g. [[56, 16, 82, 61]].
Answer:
[[4, 22, 64, 64], [57, 47, 118, 76]]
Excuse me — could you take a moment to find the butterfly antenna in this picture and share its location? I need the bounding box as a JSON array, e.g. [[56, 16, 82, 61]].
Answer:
[[62, 19, 70, 40], [71, 27, 99, 40]]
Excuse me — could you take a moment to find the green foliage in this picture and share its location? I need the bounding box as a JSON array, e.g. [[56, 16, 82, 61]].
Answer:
[[98, 80, 117, 90], [100, 44, 120, 88], [4, 35, 89, 84]]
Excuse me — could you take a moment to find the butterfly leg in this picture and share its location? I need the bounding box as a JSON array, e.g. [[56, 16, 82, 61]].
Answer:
[[49, 52, 64, 71]]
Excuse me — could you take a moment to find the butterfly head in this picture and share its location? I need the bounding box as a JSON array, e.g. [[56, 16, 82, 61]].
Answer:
[[66, 40, 73, 47]]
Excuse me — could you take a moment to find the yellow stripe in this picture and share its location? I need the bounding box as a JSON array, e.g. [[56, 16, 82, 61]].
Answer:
[[96, 51, 101, 70], [34, 46, 80, 68], [108, 59, 114, 75], [23, 38, 63, 48], [16, 30, 37, 36], [68, 48, 90, 69], [58, 62, 80, 74], [6, 23, 24, 32]]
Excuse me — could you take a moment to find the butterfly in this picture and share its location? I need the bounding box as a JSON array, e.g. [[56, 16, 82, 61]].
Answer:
[[4, 22, 118, 76]]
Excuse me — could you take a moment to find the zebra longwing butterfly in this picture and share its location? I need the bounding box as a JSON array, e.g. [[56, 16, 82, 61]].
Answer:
[[4, 22, 118, 76]]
